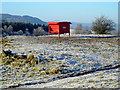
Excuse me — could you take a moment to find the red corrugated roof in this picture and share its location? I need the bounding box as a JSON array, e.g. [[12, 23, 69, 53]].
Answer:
[[47, 22, 71, 25]]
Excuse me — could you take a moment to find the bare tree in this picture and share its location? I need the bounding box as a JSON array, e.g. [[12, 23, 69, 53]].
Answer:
[[7, 25, 13, 35], [0, 28, 4, 36], [33, 29, 39, 36], [74, 24, 91, 34], [17, 30, 23, 35], [33, 27, 47, 36], [3, 25, 7, 33], [2, 25, 8, 36], [82, 26, 92, 34], [74, 24, 83, 34], [92, 16, 116, 34]]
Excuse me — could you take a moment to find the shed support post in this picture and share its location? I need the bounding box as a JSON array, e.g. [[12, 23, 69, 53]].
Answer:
[[69, 32, 70, 37], [58, 33, 60, 39], [48, 25, 50, 37]]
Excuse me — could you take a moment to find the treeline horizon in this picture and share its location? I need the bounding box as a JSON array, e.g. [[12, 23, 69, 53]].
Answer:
[[0, 22, 48, 36], [0, 15, 118, 37]]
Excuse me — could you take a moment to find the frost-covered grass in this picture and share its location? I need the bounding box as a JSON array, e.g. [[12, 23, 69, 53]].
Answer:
[[21, 68, 119, 88], [0, 35, 119, 88]]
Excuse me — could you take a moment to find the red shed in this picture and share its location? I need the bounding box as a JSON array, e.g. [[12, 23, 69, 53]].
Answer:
[[47, 22, 71, 37]]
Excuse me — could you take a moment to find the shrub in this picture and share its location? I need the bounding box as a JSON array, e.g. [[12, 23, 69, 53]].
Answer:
[[92, 16, 116, 34]]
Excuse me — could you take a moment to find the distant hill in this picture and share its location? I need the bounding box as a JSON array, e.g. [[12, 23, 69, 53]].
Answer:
[[0, 14, 92, 28], [0, 14, 46, 24]]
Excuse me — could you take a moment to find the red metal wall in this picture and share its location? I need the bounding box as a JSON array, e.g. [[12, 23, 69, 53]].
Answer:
[[59, 23, 70, 34], [49, 25, 59, 33], [48, 22, 71, 34]]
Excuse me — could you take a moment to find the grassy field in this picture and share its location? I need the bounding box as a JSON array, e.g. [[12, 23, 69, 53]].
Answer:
[[0, 35, 119, 88]]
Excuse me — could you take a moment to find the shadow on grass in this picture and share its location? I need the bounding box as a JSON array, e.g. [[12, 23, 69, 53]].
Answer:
[[6, 64, 120, 89]]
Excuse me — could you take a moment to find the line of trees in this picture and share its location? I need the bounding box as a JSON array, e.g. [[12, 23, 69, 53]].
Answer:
[[0, 22, 48, 37]]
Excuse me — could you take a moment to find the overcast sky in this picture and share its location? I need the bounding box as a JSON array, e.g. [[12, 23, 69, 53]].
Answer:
[[1, 2, 118, 23]]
